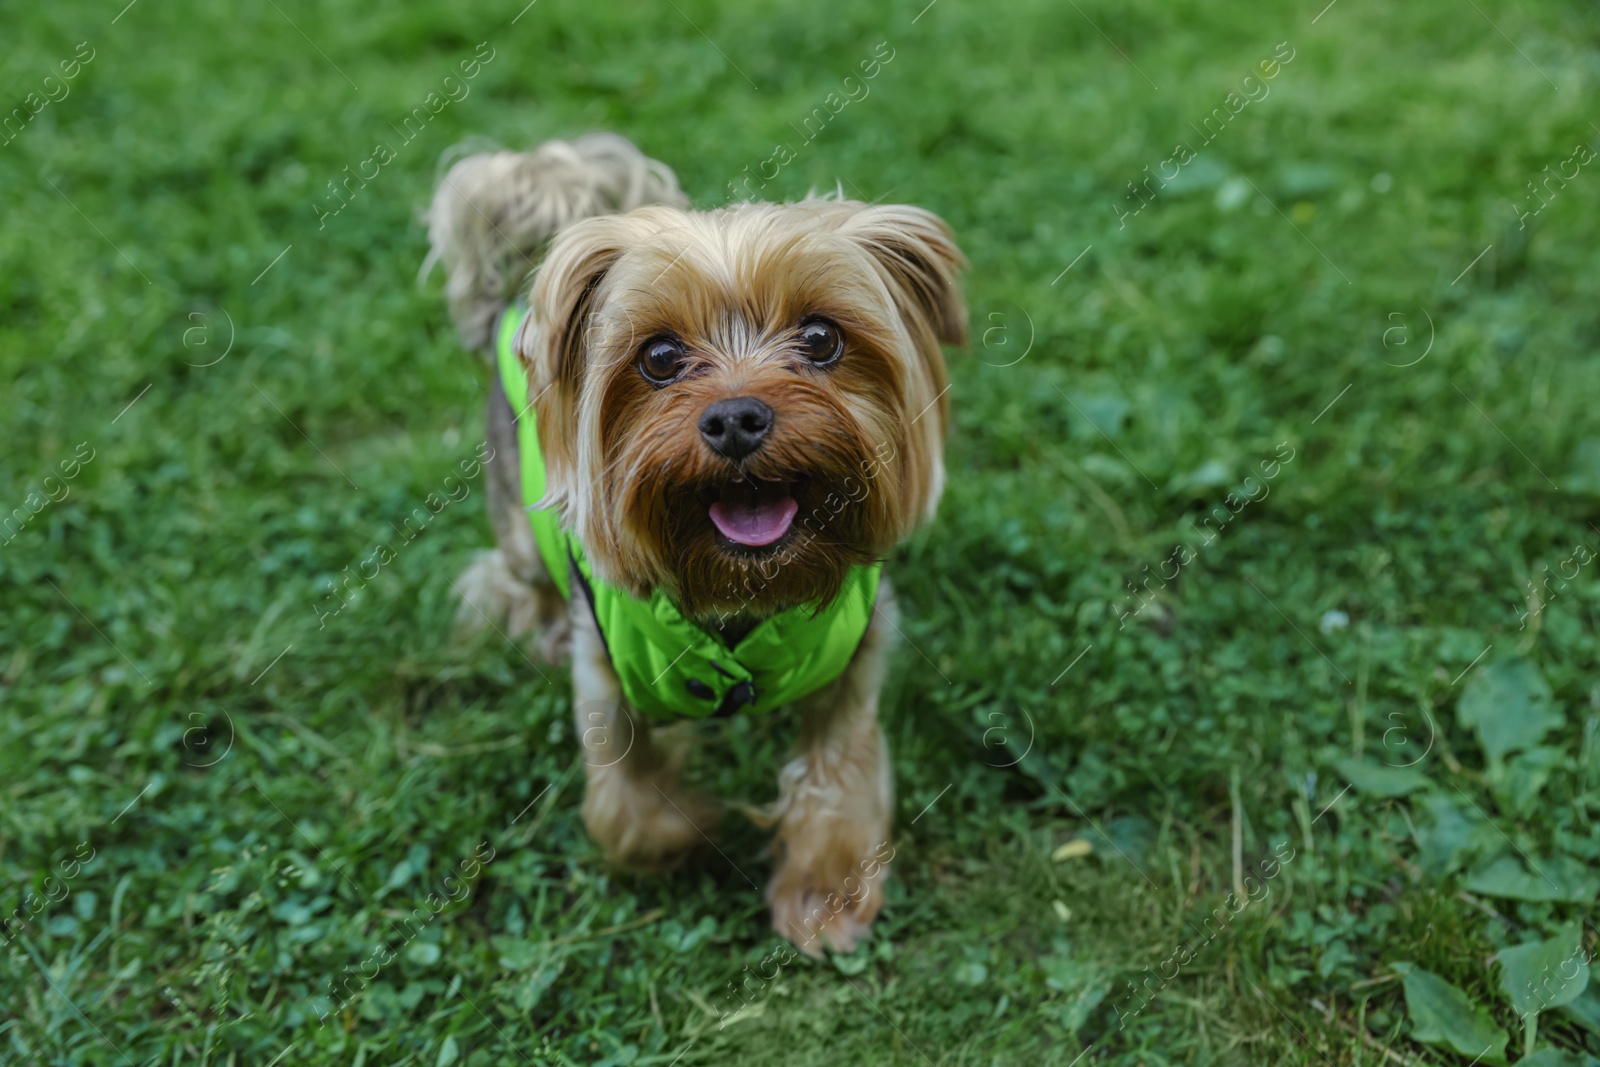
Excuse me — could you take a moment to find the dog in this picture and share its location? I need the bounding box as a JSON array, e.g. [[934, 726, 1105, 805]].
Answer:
[[424, 133, 965, 954]]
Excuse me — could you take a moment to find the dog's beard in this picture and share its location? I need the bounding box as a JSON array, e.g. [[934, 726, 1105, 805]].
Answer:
[[658, 476, 880, 622], [615, 423, 887, 622]]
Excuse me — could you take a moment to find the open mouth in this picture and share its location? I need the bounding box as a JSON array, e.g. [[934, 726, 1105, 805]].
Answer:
[[707, 476, 799, 548]]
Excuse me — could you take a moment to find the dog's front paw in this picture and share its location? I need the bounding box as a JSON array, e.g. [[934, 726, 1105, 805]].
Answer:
[[533, 613, 571, 664], [454, 549, 569, 662], [454, 549, 539, 637], [581, 768, 721, 874], [767, 835, 891, 958]]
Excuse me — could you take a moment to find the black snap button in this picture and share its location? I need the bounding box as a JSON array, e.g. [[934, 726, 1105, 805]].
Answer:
[[686, 679, 715, 700], [713, 680, 756, 718]]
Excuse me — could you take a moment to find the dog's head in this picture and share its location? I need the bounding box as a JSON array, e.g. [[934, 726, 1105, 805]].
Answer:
[[516, 199, 966, 619]]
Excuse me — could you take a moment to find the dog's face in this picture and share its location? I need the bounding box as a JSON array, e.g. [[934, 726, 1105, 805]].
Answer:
[[518, 200, 965, 619]]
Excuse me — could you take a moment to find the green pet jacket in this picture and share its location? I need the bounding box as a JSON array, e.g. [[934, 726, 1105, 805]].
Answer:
[[495, 306, 881, 720]]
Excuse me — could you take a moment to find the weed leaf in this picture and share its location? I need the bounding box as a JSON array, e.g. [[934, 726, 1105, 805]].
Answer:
[[1333, 757, 1433, 797], [1497, 925, 1590, 1019], [1395, 963, 1509, 1065], [1464, 855, 1597, 904], [1457, 660, 1560, 765]]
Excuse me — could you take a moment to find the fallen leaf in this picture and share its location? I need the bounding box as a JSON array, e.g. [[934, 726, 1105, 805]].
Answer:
[[1053, 840, 1093, 862]]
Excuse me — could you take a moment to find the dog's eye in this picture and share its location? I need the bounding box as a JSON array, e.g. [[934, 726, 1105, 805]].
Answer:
[[639, 337, 687, 384], [798, 318, 844, 367]]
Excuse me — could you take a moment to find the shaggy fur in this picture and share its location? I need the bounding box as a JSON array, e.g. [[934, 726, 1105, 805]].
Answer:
[[423, 133, 688, 350], [425, 133, 965, 955]]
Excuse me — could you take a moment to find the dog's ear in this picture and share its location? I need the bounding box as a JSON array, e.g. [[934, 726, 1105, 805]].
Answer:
[[520, 214, 635, 389], [516, 214, 637, 507], [840, 204, 967, 347]]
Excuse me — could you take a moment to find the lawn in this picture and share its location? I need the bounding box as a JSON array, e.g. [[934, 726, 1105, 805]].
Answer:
[[3, 0, 1599, 1063]]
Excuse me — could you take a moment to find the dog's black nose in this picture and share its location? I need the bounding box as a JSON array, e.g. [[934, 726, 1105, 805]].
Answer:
[[698, 397, 773, 461]]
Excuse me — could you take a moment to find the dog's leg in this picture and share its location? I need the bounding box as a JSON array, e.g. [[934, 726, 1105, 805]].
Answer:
[[570, 597, 720, 871], [765, 577, 897, 957], [454, 373, 569, 661]]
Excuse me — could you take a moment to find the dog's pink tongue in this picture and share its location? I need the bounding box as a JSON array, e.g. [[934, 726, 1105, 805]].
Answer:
[[709, 491, 798, 547]]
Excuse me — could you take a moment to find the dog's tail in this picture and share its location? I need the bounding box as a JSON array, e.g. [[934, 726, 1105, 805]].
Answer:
[[422, 133, 688, 351]]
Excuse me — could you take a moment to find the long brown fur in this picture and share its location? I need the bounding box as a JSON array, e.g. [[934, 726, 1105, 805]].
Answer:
[[427, 134, 965, 954]]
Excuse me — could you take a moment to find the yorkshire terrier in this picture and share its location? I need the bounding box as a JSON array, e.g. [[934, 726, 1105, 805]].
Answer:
[[424, 133, 965, 954]]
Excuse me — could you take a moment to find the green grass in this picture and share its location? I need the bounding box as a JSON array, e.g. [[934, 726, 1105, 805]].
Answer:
[[4, 0, 1599, 1063]]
